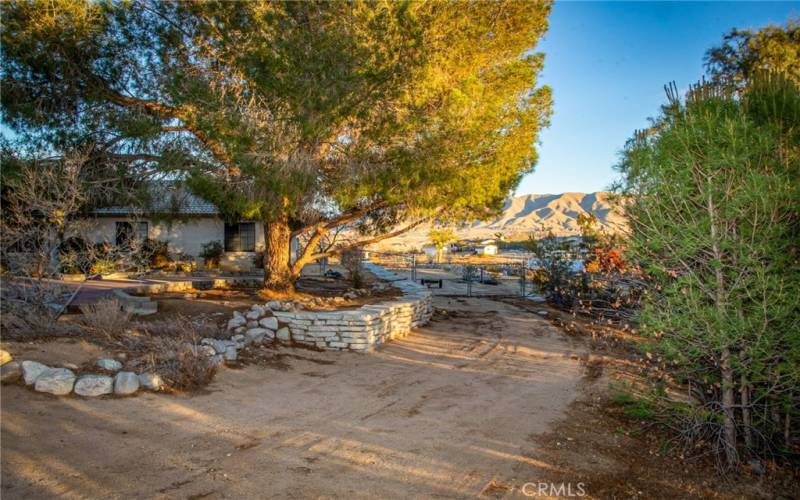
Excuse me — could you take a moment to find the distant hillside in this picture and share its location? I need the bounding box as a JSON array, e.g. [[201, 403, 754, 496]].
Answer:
[[372, 192, 626, 251]]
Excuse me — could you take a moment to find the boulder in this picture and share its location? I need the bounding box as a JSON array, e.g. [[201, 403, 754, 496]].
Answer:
[[138, 372, 164, 391], [245, 328, 268, 344], [96, 358, 123, 372], [233, 310, 245, 319], [22, 360, 49, 385], [199, 345, 216, 357], [0, 349, 12, 366], [212, 339, 233, 354], [231, 334, 245, 342], [224, 346, 238, 361], [74, 374, 114, 397], [227, 316, 246, 330], [35, 368, 76, 395], [246, 320, 259, 329], [266, 300, 281, 310], [1, 361, 22, 384], [276, 327, 291, 342], [114, 371, 140, 395], [245, 310, 262, 320], [258, 316, 278, 330]]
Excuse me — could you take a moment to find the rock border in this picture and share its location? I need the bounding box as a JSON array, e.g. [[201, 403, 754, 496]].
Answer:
[[0, 263, 432, 398]]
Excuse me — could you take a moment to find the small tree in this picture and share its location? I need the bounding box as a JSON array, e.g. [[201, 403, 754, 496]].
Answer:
[[428, 228, 457, 263], [340, 248, 365, 289], [616, 74, 800, 466], [705, 17, 799, 91]]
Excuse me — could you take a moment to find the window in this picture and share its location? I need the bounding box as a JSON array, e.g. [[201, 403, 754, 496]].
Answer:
[[115, 221, 148, 247], [224, 222, 255, 252]]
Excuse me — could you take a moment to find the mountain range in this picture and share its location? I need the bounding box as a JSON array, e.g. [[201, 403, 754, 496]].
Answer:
[[372, 192, 626, 251]]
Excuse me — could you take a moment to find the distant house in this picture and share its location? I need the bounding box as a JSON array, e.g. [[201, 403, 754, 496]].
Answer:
[[474, 243, 498, 256], [86, 185, 293, 271]]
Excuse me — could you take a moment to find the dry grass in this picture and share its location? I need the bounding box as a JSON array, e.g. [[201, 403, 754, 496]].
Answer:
[[134, 315, 218, 391], [0, 308, 80, 340], [79, 299, 133, 342]]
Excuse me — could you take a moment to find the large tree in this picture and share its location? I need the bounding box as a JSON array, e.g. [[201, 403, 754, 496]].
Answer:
[[616, 74, 800, 465], [1, 0, 553, 290]]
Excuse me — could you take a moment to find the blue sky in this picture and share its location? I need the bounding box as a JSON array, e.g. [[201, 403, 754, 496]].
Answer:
[[515, 1, 800, 196]]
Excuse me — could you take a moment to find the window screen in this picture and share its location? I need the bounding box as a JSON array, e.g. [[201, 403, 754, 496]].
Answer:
[[224, 222, 255, 252]]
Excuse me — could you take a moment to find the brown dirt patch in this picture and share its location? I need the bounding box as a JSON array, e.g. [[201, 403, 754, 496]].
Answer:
[[1, 296, 587, 498], [0, 338, 114, 369]]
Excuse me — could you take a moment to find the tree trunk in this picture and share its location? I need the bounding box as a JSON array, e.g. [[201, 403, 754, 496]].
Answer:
[[263, 216, 294, 292], [721, 347, 738, 465]]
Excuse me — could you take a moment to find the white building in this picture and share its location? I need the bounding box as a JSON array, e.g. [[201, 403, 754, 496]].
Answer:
[[86, 185, 293, 271]]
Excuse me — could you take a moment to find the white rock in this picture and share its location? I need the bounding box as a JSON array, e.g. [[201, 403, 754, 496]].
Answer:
[[211, 354, 225, 367], [35, 368, 76, 395], [234, 326, 246, 334], [199, 345, 216, 357], [233, 310, 245, 319], [246, 320, 259, 329], [74, 374, 113, 397], [258, 316, 278, 330], [212, 339, 232, 354], [227, 316, 246, 330], [138, 372, 164, 391], [114, 371, 139, 395], [0, 349, 12, 365], [276, 327, 290, 341], [246, 310, 261, 320], [266, 300, 281, 310], [96, 358, 123, 371], [22, 360, 49, 385], [245, 328, 267, 343], [231, 334, 245, 342], [224, 346, 238, 361]]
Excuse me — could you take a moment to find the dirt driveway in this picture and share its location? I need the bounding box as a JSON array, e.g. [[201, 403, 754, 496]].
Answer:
[[1, 296, 588, 499]]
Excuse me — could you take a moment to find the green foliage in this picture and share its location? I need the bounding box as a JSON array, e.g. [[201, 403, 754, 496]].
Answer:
[[1, 0, 553, 231], [90, 258, 117, 275], [705, 17, 800, 90], [428, 228, 456, 262], [199, 241, 223, 269], [616, 73, 800, 462], [611, 390, 656, 420], [525, 229, 572, 295]]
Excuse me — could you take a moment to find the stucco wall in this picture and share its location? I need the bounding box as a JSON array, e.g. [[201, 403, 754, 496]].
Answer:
[[84, 217, 266, 268]]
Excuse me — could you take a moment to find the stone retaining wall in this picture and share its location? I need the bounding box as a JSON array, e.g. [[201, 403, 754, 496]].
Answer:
[[268, 263, 432, 352]]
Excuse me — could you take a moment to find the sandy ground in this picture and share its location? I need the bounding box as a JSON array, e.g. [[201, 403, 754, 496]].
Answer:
[[1, 296, 589, 499]]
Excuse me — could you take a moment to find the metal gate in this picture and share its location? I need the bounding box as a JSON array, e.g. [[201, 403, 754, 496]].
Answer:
[[366, 250, 542, 298]]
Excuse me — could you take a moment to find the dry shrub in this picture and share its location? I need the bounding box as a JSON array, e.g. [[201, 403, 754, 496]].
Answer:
[[79, 298, 132, 341], [1, 308, 80, 340], [0, 279, 80, 339], [136, 315, 218, 391]]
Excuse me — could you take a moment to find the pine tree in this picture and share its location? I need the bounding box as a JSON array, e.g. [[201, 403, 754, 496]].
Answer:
[[1, 0, 553, 290]]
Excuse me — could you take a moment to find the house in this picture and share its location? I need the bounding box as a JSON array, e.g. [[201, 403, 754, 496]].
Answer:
[[474, 243, 498, 256], [86, 186, 289, 271]]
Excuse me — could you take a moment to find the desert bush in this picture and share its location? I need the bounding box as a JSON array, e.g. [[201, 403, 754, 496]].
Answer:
[[341, 247, 365, 288], [0, 279, 80, 339], [89, 258, 117, 275], [199, 240, 223, 269], [137, 315, 218, 390], [175, 254, 195, 272], [616, 74, 800, 466], [79, 298, 132, 341]]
